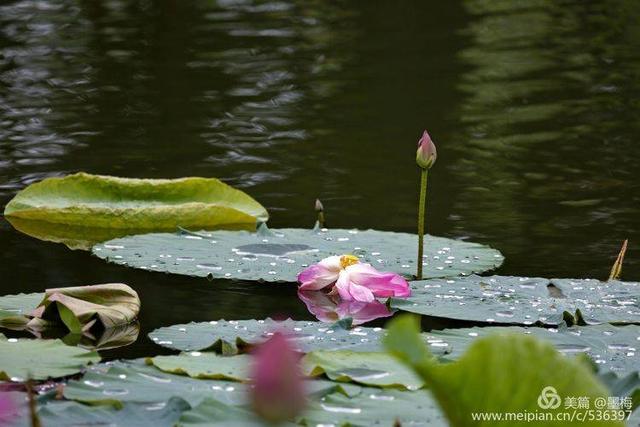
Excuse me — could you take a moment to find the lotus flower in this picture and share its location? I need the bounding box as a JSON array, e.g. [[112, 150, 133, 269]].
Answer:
[[297, 255, 410, 303], [250, 332, 306, 423], [416, 130, 437, 169], [298, 290, 393, 325]]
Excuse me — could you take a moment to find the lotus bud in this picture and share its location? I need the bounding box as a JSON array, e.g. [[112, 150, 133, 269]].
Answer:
[[250, 332, 306, 424], [416, 130, 437, 169], [315, 199, 324, 212]]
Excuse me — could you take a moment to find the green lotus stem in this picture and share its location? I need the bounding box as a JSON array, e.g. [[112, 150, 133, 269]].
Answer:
[[417, 168, 428, 280]]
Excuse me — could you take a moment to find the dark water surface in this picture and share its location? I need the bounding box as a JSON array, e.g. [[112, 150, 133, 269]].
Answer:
[[1, 0, 640, 358]]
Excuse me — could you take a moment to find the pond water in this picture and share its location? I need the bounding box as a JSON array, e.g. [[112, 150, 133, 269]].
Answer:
[[1, 0, 639, 359]]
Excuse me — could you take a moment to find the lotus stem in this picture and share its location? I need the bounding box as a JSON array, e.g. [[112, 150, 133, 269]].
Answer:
[[315, 199, 325, 228], [608, 239, 628, 281], [26, 378, 41, 427], [417, 168, 428, 280]]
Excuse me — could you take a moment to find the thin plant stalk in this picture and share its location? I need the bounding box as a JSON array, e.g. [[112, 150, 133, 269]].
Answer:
[[417, 169, 428, 280], [608, 239, 628, 281]]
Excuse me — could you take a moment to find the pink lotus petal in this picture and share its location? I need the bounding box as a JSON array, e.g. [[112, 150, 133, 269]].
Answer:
[[345, 263, 411, 298], [335, 271, 375, 302], [297, 256, 341, 291]]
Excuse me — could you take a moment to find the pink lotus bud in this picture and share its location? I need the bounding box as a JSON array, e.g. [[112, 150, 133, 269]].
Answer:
[[250, 332, 306, 423], [315, 199, 324, 212], [416, 130, 437, 169]]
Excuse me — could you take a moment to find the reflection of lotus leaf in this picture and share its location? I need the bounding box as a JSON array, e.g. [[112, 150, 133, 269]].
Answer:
[[94, 225, 503, 282]]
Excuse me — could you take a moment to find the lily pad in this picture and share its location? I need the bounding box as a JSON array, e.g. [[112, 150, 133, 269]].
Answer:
[[29, 283, 140, 334], [92, 224, 503, 282], [384, 315, 621, 427], [0, 284, 140, 339], [4, 172, 268, 239], [177, 398, 297, 427], [390, 275, 640, 326], [0, 293, 41, 329], [299, 387, 446, 427], [0, 334, 99, 381], [148, 319, 386, 354], [303, 351, 424, 390], [426, 323, 640, 376], [64, 359, 249, 408], [5, 393, 190, 427], [147, 353, 251, 381]]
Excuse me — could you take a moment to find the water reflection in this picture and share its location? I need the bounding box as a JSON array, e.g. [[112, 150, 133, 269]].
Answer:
[[449, 0, 640, 277], [298, 290, 392, 326]]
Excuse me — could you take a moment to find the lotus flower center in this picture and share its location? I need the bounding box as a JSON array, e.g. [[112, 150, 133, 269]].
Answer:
[[339, 255, 359, 269]]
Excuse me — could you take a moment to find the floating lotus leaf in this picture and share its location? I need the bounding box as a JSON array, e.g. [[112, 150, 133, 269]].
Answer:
[[64, 359, 249, 408], [177, 398, 297, 427], [29, 283, 140, 334], [4, 173, 268, 249], [390, 275, 640, 326], [0, 293, 41, 329], [598, 371, 640, 410], [92, 224, 503, 282], [147, 353, 251, 381], [425, 323, 640, 376], [384, 316, 621, 427], [148, 319, 386, 354], [303, 351, 424, 390], [299, 387, 446, 427], [0, 334, 99, 381], [0, 284, 140, 342], [5, 392, 190, 427]]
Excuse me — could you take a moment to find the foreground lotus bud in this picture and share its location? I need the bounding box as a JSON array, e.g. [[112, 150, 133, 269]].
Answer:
[[250, 332, 306, 423], [416, 130, 437, 169]]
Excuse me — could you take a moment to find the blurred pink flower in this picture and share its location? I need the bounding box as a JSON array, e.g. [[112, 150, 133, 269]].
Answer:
[[298, 290, 393, 325], [297, 255, 410, 303], [416, 130, 437, 169], [0, 392, 18, 425], [250, 332, 306, 423]]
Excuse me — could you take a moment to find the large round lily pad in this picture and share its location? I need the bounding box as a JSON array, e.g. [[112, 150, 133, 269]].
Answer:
[[92, 224, 504, 282], [148, 319, 386, 354], [426, 323, 640, 375], [390, 275, 640, 326], [0, 334, 100, 381]]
